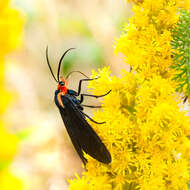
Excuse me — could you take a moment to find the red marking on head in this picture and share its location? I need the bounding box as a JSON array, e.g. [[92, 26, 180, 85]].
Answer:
[[57, 77, 68, 94]]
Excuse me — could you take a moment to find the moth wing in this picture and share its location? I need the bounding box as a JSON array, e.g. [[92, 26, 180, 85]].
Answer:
[[59, 95, 111, 164]]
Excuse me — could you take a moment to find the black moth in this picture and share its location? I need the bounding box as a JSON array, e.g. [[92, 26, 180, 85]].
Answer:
[[46, 47, 112, 165]]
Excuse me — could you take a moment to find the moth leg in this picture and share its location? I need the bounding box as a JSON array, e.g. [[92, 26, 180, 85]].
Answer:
[[79, 90, 111, 103], [77, 104, 84, 110], [81, 104, 102, 108], [76, 77, 99, 96], [183, 96, 188, 103], [80, 110, 105, 124]]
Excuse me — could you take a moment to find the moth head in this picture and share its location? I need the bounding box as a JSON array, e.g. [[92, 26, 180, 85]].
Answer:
[[57, 77, 68, 94]]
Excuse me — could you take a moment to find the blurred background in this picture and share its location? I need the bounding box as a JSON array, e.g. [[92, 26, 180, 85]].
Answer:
[[1, 0, 132, 189]]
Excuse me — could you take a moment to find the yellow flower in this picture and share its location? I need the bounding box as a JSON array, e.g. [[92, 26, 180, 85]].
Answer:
[[69, 68, 190, 189], [0, 86, 12, 114], [0, 0, 10, 12], [69, 173, 112, 190], [68, 175, 91, 190], [0, 1, 25, 189], [69, 0, 190, 189], [0, 123, 19, 162], [0, 1, 23, 56], [0, 60, 12, 114], [0, 169, 24, 190], [116, 0, 190, 79]]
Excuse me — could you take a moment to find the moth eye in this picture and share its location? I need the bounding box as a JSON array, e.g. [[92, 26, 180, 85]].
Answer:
[[59, 81, 65, 86]]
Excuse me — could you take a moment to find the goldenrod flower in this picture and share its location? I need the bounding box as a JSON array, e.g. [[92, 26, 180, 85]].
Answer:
[[115, 0, 190, 79], [69, 0, 190, 189], [0, 123, 19, 162], [0, 0, 23, 56], [0, 1, 24, 190], [69, 70, 190, 190], [0, 170, 24, 190]]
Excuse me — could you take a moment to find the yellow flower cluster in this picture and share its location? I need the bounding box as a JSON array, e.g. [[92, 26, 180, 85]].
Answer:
[[68, 0, 190, 190], [115, 0, 190, 79], [69, 68, 190, 190], [0, 1, 24, 190]]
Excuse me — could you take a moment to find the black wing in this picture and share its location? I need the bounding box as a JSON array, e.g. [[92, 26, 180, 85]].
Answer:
[[58, 94, 111, 164]]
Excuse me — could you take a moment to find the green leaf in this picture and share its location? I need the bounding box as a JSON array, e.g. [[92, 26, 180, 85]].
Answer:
[[171, 9, 190, 97]]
